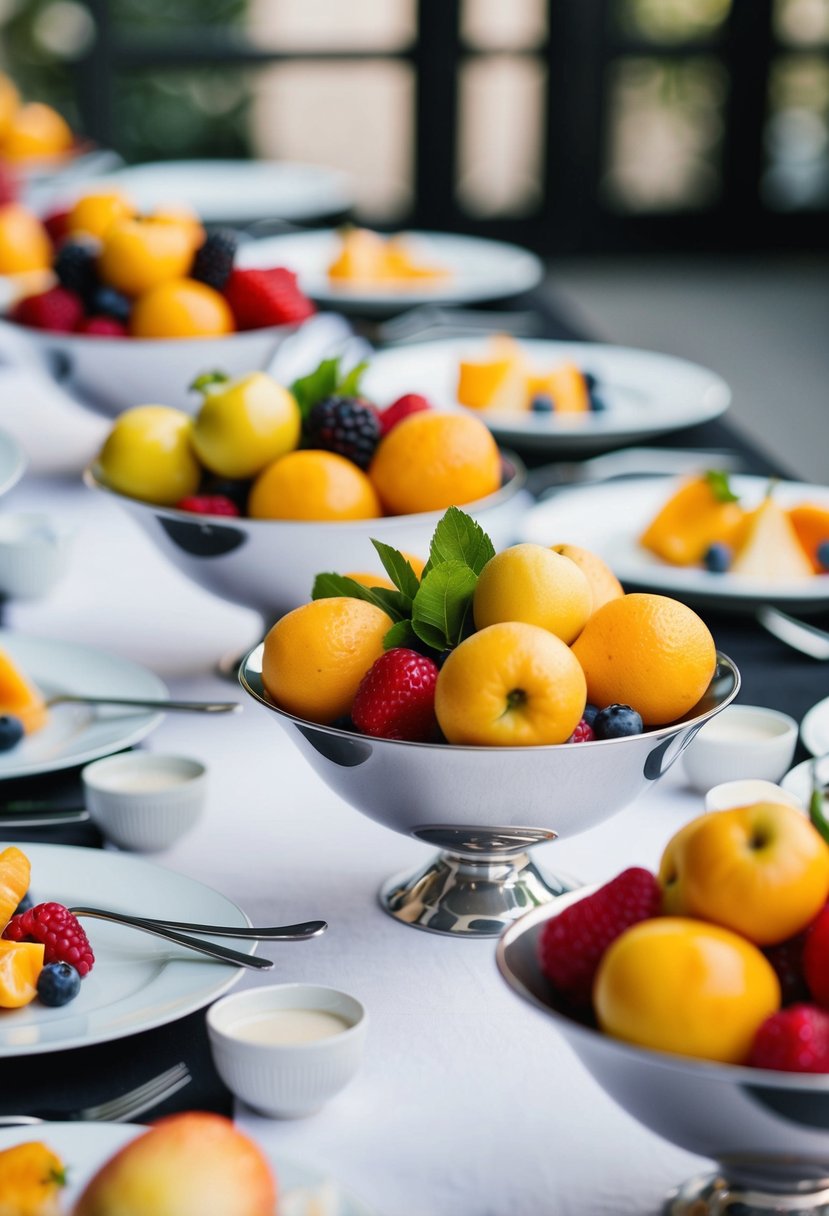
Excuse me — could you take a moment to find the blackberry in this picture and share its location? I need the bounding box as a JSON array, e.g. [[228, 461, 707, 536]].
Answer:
[[305, 396, 380, 470], [54, 238, 99, 301], [88, 284, 131, 324], [192, 228, 238, 290]]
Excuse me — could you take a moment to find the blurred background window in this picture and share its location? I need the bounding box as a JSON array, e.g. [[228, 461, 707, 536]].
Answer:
[[0, 0, 826, 252]]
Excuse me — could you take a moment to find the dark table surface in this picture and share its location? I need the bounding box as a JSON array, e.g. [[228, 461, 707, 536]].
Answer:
[[1, 283, 827, 1126]]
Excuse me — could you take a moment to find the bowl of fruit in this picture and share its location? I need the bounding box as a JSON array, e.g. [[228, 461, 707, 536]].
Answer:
[[0, 188, 315, 413], [238, 507, 740, 937], [497, 797, 829, 1215], [83, 358, 531, 625]]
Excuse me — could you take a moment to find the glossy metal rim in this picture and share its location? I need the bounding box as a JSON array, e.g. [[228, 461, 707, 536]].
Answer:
[[0, 427, 26, 499], [0, 315, 296, 349]]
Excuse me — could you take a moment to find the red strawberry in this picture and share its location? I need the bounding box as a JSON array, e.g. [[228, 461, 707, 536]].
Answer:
[[3, 902, 95, 976], [804, 904, 829, 1007], [75, 315, 128, 338], [569, 718, 595, 743], [538, 867, 662, 1007], [176, 495, 240, 517], [750, 1004, 829, 1072], [11, 287, 84, 333], [0, 163, 17, 206], [379, 393, 431, 436], [223, 267, 315, 330], [764, 933, 809, 1006], [43, 207, 71, 245], [351, 648, 439, 742]]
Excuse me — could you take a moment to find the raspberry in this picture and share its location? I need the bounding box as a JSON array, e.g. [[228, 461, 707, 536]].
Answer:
[[538, 867, 662, 1007], [379, 393, 431, 436], [764, 933, 809, 1006], [11, 287, 84, 333], [223, 267, 315, 330], [305, 396, 381, 470], [192, 228, 238, 290], [43, 207, 70, 245], [54, 237, 99, 300], [569, 719, 595, 743], [351, 648, 439, 741], [3, 902, 95, 976], [75, 316, 128, 338], [176, 495, 240, 517], [750, 1004, 829, 1072], [804, 904, 829, 1007]]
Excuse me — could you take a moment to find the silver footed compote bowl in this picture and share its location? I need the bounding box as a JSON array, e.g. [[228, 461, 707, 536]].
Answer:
[[240, 647, 739, 938], [497, 889, 829, 1216]]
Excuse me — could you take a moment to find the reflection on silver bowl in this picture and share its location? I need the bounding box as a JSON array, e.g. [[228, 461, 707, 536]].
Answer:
[[240, 648, 739, 938], [497, 890, 829, 1215]]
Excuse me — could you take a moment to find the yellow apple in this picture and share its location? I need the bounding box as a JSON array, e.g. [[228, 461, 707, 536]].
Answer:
[[550, 543, 623, 614], [659, 802, 829, 945], [73, 1112, 277, 1216], [97, 405, 201, 506], [472, 543, 592, 644], [191, 371, 301, 479]]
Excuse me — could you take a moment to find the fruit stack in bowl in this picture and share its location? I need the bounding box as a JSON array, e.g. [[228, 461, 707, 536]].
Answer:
[[2, 188, 313, 337], [538, 798, 829, 1071]]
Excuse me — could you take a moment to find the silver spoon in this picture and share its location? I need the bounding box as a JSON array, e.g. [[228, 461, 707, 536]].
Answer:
[[70, 907, 327, 941], [46, 695, 241, 713]]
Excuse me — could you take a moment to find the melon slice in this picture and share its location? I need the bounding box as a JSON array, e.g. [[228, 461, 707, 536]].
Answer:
[[732, 497, 814, 581], [788, 503, 829, 574], [640, 475, 746, 567], [0, 940, 44, 1008], [0, 846, 30, 931], [0, 648, 48, 733], [531, 363, 591, 413]]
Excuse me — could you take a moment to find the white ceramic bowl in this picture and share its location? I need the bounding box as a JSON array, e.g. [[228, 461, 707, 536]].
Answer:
[[704, 778, 804, 813], [682, 704, 799, 794], [83, 454, 531, 622], [0, 513, 72, 599], [207, 983, 367, 1118], [81, 752, 206, 851]]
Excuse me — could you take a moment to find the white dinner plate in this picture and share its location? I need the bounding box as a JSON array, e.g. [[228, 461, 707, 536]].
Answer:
[[519, 474, 829, 612], [237, 230, 544, 314], [781, 755, 829, 806], [53, 159, 353, 225], [0, 1123, 375, 1214], [359, 337, 731, 454], [0, 843, 252, 1057], [799, 698, 829, 758], [0, 427, 26, 498], [0, 632, 166, 781]]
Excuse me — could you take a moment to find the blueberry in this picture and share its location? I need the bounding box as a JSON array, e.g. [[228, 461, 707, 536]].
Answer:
[[88, 285, 131, 324], [593, 703, 644, 739], [588, 387, 608, 412], [583, 371, 597, 391], [0, 715, 23, 752], [704, 543, 732, 574], [13, 893, 33, 916], [582, 702, 600, 727], [37, 962, 81, 1007], [817, 540, 829, 572], [531, 394, 554, 413]]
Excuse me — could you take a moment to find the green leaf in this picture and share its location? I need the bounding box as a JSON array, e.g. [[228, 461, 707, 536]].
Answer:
[[189, 370, 230, 394], [371, 539, 420, 601], [425, 507, 495, 577], [311, 572, 387, 610], [338, 360, 368, 397], [705, 470, 739, 504], [290, 357, 341, 419], [367, 586, 410, 622], [383, 619, 420, 651], [411, 560, 477, 651]]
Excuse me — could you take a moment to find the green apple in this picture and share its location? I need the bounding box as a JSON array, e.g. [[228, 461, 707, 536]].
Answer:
[[191, 370, 301, 479], [97, 405, 201, 505]]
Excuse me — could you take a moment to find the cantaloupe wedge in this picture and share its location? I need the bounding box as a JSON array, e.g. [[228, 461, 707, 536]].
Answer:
[[640, 476, 746, 566], [732, 497, 814, 581], [0, 940, 44, 1008], [531, 363, 591, 413], [0, 846, 30, 931], [0, 648, 48, 734], [328, 228, 386, 282], [788, 504, 829, 574]]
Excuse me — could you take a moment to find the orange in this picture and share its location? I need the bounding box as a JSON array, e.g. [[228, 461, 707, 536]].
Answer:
[[594, 917, 780, 1064], [0, 846, 30, 930], [0, 940, 44, 1008], [130, 279, 234, 339], [344, 571, 395, 589], [473, 544, 591, 645], [99, 217, 196, 297], [0, 73, 20, 142], [640, 476, 746, 567], [550, 543, 623, 614], [0, 1140, 66, 1216], [262, 597, 392, 723], [1, 102, 72, 161], [369, 412, 501, 515], [788, 503, 829, 574], [0, 652, 48, 734], [249, 450, 381, 521], [571, 593, 716, 726], [435, 621, 586, 746], [67, 192, 135, 240], [152, 204, 205, 251], [0, 204, 52, 275]]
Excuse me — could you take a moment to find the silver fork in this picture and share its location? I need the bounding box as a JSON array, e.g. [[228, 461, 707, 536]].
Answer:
[[0, 1060, 191, 1125], [756, 606, 829, 660]]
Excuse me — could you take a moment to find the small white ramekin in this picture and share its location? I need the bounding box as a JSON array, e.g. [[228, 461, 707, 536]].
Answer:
[[81, 752, 206, 851], [207, 983, 367, 1119], [0, 513, 72, 600], [682, 704, 799, 794], [704, 778, 804, 813]]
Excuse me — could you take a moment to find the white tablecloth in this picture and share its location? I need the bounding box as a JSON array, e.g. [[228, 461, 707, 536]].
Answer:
[[2, 371, 711, 1216]]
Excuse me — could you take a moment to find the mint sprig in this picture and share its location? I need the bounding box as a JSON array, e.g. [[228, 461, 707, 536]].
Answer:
[[705, 469, 739, 504], [411, 560, 477, 651], [423, 506, 495, 577], [290, 355, 368, 420]]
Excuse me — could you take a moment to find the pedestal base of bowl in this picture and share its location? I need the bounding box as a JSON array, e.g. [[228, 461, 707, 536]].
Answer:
[[665, 1172, 829, 1215], [379, 849, 573, 937]]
